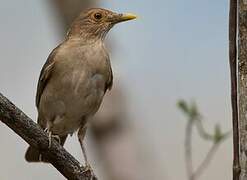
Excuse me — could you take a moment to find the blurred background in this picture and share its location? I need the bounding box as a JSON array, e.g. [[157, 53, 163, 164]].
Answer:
[[0, 0, 231, 180]]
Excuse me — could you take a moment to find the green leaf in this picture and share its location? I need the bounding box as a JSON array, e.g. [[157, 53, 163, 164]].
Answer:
[[177, 100, 189, 114], [213, 124, 223, 143], [189, 101, 200, 121]]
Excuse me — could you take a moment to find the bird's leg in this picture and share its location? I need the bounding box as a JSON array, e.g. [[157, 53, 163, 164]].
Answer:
[[38, 128, 60, 161], [44, 127, 49, 133], [44, 124, 61, 148], [78, 126, 93, 173], [53, 135, 61, 144], [44, 127, 52, 147], [81, 143, 88, 164], [47, 132, 61, 147], [78, 126, 88, 165], [48, 131, 52, 148]]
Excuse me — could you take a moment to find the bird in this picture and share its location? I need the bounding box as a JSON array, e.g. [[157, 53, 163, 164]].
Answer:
[[25, 8, 136, 169]]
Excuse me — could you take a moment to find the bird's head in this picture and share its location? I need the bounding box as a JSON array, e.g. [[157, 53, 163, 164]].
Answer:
[[67, 8, 137, 40]]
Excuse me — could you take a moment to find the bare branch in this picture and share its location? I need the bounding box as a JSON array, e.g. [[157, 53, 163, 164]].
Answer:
[[185, 121, 194, 180], [193, 143, 219, 180], [0, 92, 97, 180]]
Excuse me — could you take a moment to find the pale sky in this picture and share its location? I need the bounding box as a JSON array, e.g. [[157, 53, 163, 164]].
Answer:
[[0, 1, 231, 180]]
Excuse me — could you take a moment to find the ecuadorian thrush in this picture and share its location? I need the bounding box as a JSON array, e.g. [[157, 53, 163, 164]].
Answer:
[[25, 8, 136, 169]]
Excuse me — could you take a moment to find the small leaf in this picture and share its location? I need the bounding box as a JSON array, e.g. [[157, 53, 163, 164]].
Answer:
[[177, 100, 189, 114], [213, 124, 223, 143], [189, 101, 200, 120]]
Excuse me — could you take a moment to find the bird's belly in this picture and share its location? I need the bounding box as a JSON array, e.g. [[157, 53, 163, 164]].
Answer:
[[39, 72, 106, 135], [51, 116, 82, 135], [65, 72, 106, 115]]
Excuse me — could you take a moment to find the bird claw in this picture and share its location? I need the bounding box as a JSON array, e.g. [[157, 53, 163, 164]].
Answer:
[[81, 163, 92, 172], [53, 135, 61, 144], [81, 163, 95, 179], [48, 131, 52, 148], [44, 129, 60, 148]]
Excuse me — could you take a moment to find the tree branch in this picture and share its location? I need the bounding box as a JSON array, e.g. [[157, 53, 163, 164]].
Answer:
[[0, 92, 97, 180]]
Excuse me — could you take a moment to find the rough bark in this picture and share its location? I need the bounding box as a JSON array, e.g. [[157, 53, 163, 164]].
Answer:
[[0, 93, 97, 180], [238, 1, 247, 179], [229, 0, 240, 179]]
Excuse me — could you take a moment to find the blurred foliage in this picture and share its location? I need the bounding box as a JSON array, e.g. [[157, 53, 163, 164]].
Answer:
[[177, 99, 230, 180], [177, 99, 230, 144]]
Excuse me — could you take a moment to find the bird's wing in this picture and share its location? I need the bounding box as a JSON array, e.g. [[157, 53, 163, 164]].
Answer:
[[105, 56, 113, 92], [36, 45, 60, 108]]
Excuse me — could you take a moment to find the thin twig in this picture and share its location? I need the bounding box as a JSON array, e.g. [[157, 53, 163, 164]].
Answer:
[[192, 143, 219, 179], [195, 119, 214, 141], [0, 92, 97, 180], [185, 121, 194, 180], [229, 0, 240, 179]]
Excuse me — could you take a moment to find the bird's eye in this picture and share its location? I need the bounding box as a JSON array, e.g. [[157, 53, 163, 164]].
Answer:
[[94, 13, 102, 20]]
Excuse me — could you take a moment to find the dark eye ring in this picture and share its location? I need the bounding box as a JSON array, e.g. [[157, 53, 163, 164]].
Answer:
[[94, 13, 102, 20]]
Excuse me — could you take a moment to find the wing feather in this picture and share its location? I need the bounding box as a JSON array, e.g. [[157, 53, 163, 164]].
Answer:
[[104, 55, 113, 92], [36, 45, 61, 108]]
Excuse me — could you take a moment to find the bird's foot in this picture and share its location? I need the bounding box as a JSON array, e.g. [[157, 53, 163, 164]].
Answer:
[[80, 163, 95, 179], [44, 128, 52, 148], [44, 129, 60, 148], [82, 163, 93, 172], [48, 131, 52, 148], [44, 128, 49, 133], [53, 135, 61, 144]]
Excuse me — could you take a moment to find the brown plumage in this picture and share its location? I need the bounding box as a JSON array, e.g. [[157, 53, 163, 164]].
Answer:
[[25, 8, 136, 168]]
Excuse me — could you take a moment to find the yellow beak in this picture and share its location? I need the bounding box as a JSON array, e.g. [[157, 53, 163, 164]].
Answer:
[[121, 13, 137, 21], [117, 13, 137, 23]]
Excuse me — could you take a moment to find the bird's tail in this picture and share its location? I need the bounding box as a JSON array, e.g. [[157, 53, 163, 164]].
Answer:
[[25, 135, 67, 163], [25, 146, 43, 162]]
